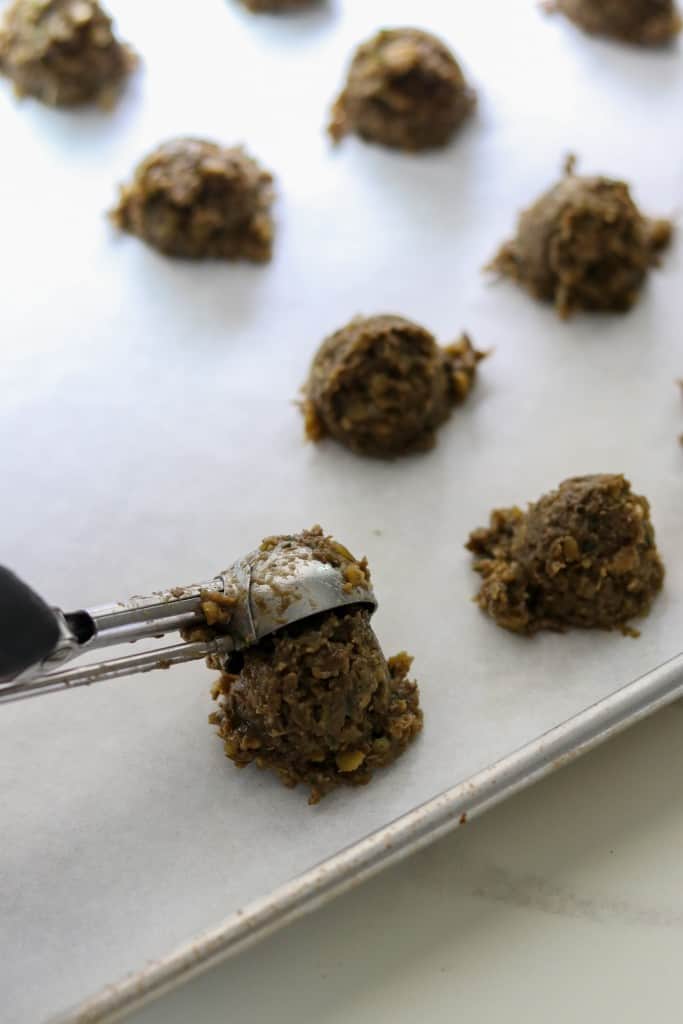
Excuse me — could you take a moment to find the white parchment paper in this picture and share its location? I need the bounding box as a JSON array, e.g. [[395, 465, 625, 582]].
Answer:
[[1, 1, 682, 1020]]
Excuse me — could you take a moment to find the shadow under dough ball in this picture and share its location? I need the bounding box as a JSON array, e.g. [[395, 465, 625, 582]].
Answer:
[[207, 528, 423, 805], [489, 159, 672, 318], [0, 0, 135, 107], [302, 315, 486, 458], [551, 0, 681, 44], [329, 27, 475, 151], [467, 475, 664, 636], [111, 138, 274, 262]]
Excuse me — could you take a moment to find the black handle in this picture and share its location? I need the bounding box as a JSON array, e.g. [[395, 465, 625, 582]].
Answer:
[[0, 567, 60, 683]]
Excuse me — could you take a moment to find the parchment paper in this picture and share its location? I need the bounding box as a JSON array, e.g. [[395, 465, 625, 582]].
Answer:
[[1, 1, 681, 1020]]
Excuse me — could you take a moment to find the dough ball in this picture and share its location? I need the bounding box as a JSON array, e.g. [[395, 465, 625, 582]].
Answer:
[[467, 474, 665, 635], [111, 138, 274, 262], [489, 159, 672, 318], [302, 315, 485, 458], [0, 0, 135, 107], [210, 608, 422, 804], [329, 27, 475, 151], [552, 0, 681, 45]]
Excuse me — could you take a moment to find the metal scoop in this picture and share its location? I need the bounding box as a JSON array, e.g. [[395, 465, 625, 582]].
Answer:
[[0, 533, 377, 705]]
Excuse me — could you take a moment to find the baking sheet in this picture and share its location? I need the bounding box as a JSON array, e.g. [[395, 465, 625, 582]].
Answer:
[[1, 1, 682, 1021]]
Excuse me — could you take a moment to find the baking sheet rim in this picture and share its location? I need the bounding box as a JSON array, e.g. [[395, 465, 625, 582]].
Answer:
[[50, 650, 683, 1024]]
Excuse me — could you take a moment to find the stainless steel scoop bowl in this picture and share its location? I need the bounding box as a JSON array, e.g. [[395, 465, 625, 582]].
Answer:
[[0, 534, 377, 704]]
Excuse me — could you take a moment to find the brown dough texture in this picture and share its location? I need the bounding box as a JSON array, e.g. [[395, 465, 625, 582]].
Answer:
[[329, 27, 475, 151], [0, 0, 134, 107], [210, 608, 422, 805], [467, 475, 664, 636], [489, 160, 672, 318], [552, 0, 681, 44], [302, 315, 485, 458], [111, 138, 274, 262]]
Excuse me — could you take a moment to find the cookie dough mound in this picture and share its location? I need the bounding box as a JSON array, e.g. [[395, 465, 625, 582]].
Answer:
[[329, 28, 475, 151], [489, 159, 672, 318], [467, 475, 664, 636], [210, 609, 422, 804], [552, 0, 681, 45], [240, 0, 318, 9], [111, 139, 274, 262], [0, 0, 135, 107], [302, 315, 485, 458]]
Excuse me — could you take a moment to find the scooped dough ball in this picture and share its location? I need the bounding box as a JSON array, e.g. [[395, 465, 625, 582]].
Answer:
[[329, 28, 475, 151], [551, 0, 681, 45], [302, 315, 485, 458], [210, 608, 422, 805], [489, 159, 672, 318], [240, 0, 318, 10], [467, 475, 665, 636], [0, 0, 135, 107], [111, 139, 274, 262]]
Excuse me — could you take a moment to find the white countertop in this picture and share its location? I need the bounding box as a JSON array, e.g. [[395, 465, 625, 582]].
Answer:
[[127, 703, 683, 1024]]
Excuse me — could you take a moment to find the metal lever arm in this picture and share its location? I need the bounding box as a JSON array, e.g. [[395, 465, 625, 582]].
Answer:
[[0, 635, 234, 705], [0, 570, 233, 703], [84, 579, 223, 650]]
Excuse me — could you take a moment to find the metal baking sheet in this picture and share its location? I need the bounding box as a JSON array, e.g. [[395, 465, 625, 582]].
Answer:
[[1, 1, 682, 1021]]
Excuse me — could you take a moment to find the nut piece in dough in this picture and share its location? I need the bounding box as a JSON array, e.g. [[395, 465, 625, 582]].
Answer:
[[489, 158, 672, 318], [329, 27, 475, 151], [467, 475, 664, 636], [208, 527, 422, 805], [549, 0, 681, 45], [111, 138, 274, 262], [0, 0, 135, 107], [302, 315, 485, 458]]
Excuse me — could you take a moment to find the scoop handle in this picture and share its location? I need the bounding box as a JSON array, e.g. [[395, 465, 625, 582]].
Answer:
[[0, 567, 60, 683]]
